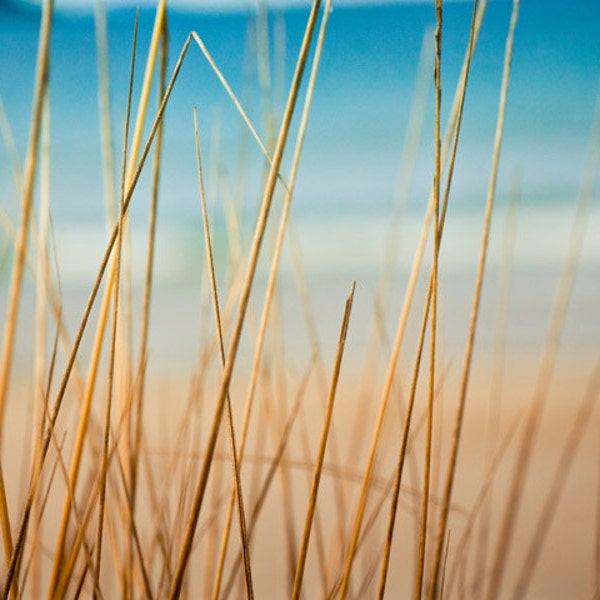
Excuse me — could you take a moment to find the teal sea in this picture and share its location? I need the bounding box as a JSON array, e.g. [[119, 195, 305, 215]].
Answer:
[[0, 0, 599, 361]]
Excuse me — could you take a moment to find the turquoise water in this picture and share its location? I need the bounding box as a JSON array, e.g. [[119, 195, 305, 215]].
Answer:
[[0, 0, 599, 289]]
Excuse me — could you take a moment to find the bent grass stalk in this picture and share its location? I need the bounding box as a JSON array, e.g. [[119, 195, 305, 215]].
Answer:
[[194, 107, 254, 599], [167, 3, 322, 596], [210, 2, 331, 596]]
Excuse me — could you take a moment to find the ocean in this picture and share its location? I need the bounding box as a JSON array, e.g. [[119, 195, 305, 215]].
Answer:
[[0, 0, 599, 364]]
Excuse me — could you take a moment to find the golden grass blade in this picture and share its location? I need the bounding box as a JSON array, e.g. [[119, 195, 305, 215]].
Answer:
[[210, 3, 332, 595], [0, 465, 12, 581], [93, 13, 137, 594], [194, 107, 254, 600], [217, 359, 314, 599], [167, 3, 322, 596], [125, 19, 168, 598], [485, 35, 600, 600], [130, 3, 168, 536], [378, 246, 432, 599], [429, 2, 520, 597], [124, 0, 166, 186], [511, 358, 600, 598], [0, 2, 53, 596], [28, 86, 52, 600], [3, 34, 194, 595], [116, 0, 167, 532], [291, 282, 355, 600], [415, 4, 442, 598], [0, 0, 53, 439], [338, 3, 488, 594]]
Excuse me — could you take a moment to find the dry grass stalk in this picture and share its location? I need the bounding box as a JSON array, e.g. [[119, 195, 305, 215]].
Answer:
[[210, 3, 332, 595], [292, 281, 355, 600], [0, 0, 53, 439], [0, 1, 53, 596], [194, 107, 254, 599], [167, 3, 322, 596], [415, 3, 442, 598], [93, 11, 138, 596], [2, 25, 194, 600], [429, 1, 520, 597]]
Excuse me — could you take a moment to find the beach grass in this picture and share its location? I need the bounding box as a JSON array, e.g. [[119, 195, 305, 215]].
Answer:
[[0, 0, 599, 598]]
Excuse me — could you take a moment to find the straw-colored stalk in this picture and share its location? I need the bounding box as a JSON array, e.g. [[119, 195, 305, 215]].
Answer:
[[337, 1, 489, 593], [167, 3, 322, 596], [415, 4, 442, 599], [2, 29, 194, 598], [29, 88, 52, 600], [93, 12, 138, 596], [429, 1, 520, 597], [0, 0, 53, 437], [194, 107, 255, 599], [127, 17, 169, 599], [291, 282, 356, 600], [0, 1, 53, 597], [210, 2, 332, 596]]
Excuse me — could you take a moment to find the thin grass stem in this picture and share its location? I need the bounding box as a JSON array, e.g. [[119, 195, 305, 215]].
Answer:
[[415, 4, 442, 598], [167, 4, 322, 596], [429, 2, 520, 597], [291, 282, 355, 600]]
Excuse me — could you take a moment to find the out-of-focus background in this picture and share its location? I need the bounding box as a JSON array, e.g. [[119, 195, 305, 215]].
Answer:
[[1, 0, 598, 369], [0, 2, 599, 596]]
